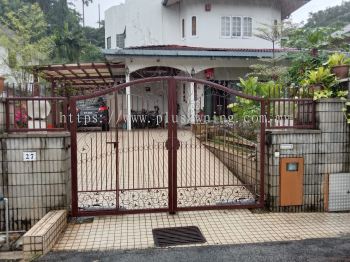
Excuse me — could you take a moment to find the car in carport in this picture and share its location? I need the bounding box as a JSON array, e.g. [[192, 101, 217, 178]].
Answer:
[[76, 97, 110, 131]]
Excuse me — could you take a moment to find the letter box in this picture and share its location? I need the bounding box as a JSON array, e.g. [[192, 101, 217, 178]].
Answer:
[[280, 157, 304, 206]]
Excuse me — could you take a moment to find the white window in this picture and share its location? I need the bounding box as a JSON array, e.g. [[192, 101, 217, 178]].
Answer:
[[221, 16, 230, 37], [232, 17, 242, 37], [243, 17, 252, 37], [221, 16, 253, 38]]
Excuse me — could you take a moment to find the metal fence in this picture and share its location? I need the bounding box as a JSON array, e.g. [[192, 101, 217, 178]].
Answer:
[[267, 98, 316, 129], [2, 82, 317, 133]]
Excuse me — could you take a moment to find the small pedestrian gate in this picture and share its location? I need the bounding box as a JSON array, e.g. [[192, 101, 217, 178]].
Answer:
[[70, 77, 265, 216]]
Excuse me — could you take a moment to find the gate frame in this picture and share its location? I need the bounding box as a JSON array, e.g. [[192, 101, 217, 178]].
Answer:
[[70, 76, 265, 217]]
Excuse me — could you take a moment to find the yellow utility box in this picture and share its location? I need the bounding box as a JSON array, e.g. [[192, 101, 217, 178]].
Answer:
[[280, 157, 304, 206]]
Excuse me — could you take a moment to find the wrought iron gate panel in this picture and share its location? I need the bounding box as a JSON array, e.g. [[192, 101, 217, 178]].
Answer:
[[70, 77, 265, 216], [175, 81, 262, 210]]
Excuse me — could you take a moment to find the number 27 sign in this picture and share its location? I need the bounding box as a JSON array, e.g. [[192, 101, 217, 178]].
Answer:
[[23, 152, 37, 161]]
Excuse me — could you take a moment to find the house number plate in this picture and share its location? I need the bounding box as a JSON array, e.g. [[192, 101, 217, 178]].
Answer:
[[23, 151, 37, 161]]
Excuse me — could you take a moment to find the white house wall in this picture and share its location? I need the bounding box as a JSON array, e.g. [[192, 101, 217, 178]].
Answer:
[[179, 0, 281, 48], [0, 46, 15, 83], [129, 82, 169, 114], [105, 0, 282, 49], [105, 4, 126, 49]]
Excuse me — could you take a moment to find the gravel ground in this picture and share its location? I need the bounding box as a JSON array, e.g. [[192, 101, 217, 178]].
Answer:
[[39, 236, 350, 262]]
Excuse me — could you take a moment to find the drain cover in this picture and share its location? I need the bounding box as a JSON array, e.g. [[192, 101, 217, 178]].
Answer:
[[153, 226, 206, 247], [69, 217, 94, 224]]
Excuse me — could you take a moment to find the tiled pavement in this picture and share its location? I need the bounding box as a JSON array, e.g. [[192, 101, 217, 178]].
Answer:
[[53, 210, 350, 251]]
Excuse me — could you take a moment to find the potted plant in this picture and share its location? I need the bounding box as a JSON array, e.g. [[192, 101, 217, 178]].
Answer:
[[325, 53, 350, 79], [302, 67, 337, 91]]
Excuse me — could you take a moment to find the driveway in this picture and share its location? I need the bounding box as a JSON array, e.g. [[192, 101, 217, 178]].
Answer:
[[76, 129, 255, 210]]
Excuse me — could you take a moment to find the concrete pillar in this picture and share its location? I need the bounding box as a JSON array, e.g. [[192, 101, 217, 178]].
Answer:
[[125, 73, 132, 130]]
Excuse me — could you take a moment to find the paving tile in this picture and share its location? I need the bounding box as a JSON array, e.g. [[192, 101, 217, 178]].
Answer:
[[53, 210, 350, 251]]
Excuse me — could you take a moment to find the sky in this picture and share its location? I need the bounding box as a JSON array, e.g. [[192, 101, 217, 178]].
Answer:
[[68, 0, 348, 28]]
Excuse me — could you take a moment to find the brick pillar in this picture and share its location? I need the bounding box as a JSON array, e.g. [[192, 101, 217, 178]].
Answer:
[[316, 99, 350, 174], [262, 99, 350, 212]]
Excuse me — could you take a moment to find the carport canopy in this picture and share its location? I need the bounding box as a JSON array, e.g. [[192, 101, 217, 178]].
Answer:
[[30, 62, 126, 93]]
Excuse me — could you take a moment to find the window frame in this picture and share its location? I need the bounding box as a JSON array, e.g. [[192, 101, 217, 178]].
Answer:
[[220, 16, 231, 38], [182, 18, 185, 39], [106, 36, 111, 49], [220, 16, 253, 39], [231, 16, 242, 38], [116, 33, 125, 48], [242, 16, 253, 38], [191, 16, 197, 37]]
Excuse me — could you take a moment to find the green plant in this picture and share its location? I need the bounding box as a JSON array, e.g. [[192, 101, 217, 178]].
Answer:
[[302, 67, 338, 90], [237, 77, 259, 95], [313, 89, 333, 100], [337, 91, 350, 124], [286, 51, 328, 87], [259, 81, 282, 98], [248, 61, 289, 83], [325, 53, 350, 67]]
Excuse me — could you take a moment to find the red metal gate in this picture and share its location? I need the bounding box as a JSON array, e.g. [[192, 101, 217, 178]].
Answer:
[[70, 77, 265, 216]]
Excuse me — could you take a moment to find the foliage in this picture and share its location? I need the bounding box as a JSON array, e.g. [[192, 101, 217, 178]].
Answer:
[[0, 3, 54, 83], [255, 22, 283, 59], [0, 0, 104, 67], [305, 1, 350, 28], [80, 43, 104, 62], [301, 67, 338, 90], [313, 89, 334, 100], [227, 76, 283, 124], [83, 26, 105, 47], [285, 26, 339, 50], [52, 22, 85, 63], [325, 53, 350, 67], [286, 51, 327, 87], [247, 60, 289, 82], [237, 77, 259, 95]]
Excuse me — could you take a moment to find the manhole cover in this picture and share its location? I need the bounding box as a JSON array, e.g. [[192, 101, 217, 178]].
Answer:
[[153, 226, 206, 247], [69, 217, 94, 224]]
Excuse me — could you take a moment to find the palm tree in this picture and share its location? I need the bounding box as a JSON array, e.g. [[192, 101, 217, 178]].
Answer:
[[81, 0, 92, 27]]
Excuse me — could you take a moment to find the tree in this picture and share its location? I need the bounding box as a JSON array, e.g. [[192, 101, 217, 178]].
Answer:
[[286, 27, 338, 50], [82, 25, 105, 48], [74, 0, 93, 27], [255, 22, 283, 60], [0, 3, 54, 83], [52, 22, 84, 63], [305, 2, 350, 28]]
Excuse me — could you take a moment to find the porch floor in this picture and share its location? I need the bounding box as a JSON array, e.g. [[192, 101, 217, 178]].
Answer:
[[53, 210, 350, 251]]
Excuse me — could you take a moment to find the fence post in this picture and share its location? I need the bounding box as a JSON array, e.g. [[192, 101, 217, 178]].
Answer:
[[259, 99, 266, 208], [266, 99, 271, 129], [69, 98, 78, 216]]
